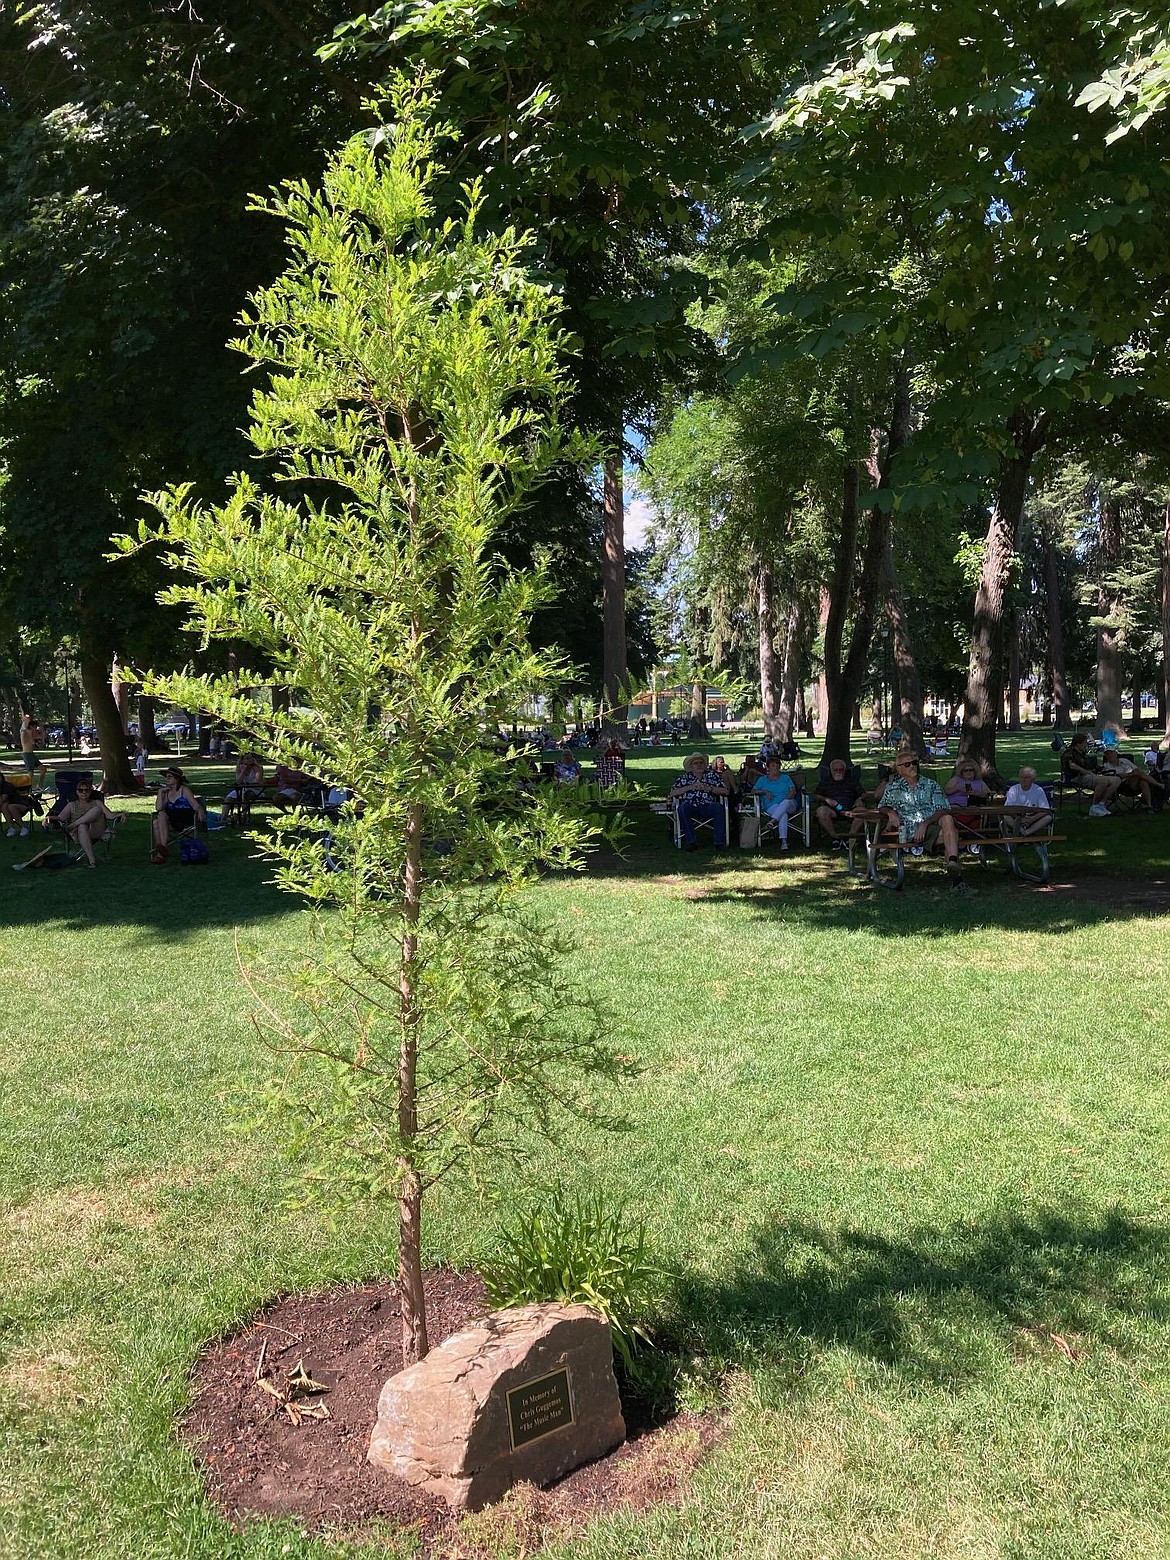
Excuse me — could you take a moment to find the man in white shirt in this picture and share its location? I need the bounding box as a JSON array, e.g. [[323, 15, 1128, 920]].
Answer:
[[1003, 767, 1052, 835]]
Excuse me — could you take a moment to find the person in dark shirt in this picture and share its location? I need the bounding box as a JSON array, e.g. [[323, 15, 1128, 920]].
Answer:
[[813, 757, 867, 846]]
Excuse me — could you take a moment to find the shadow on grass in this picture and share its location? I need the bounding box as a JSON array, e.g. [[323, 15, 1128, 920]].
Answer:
[[669, 1207, 1168, 1390], [0, 822, 296, 941], [581, 817, 1170, 939]]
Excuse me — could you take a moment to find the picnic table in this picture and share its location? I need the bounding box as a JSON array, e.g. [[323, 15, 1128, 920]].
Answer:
[[846, 805, 1064, 888]]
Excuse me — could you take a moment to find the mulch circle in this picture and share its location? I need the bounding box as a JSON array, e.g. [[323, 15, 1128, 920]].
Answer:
[[184, 1269, 722, 1554]]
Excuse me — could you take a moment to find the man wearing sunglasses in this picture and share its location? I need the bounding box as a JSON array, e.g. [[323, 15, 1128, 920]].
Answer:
[[878, 752, 965, 890]]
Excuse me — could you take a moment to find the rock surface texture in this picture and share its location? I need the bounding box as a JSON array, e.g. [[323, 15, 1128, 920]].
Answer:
[[368, 1302, 626, 1511]]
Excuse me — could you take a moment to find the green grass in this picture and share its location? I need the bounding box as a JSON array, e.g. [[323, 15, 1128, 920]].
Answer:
[[2, 736, 1169, 1559]]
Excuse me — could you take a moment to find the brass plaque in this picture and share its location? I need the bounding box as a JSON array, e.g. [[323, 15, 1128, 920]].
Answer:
[[506, 1368, 574, 1450]]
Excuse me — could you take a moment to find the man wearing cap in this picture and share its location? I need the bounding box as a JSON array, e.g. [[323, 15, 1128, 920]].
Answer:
[[877, 752, 965, 889]]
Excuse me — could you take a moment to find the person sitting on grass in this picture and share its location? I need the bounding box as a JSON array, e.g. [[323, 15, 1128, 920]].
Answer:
[[877, 752, 966, 890], [151, 767, 205, 863], [669, 752, 730, 851], [1003, 766, 1052, 835], [751, 756, 799, 852], [57, 780, 124, 868], [1063, 732, 1122, 816], [813, 757, 866, 848]]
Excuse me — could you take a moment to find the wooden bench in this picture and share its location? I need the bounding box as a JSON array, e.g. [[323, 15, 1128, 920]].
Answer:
[[846, 806, 1065, 888]]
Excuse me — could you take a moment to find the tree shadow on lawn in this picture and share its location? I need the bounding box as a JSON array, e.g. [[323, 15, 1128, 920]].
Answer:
[[0, 826, 296, 941], [671, 1206, 1168, 1391], [584, 824, 1170, 939]]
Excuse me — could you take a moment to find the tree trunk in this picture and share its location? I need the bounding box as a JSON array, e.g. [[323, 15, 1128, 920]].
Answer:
[[1041, 538, 1071, 727], [138, 694, 159, 751], [815, 589, 830, 735], [687, 679, 709, 740], [1096, 492, 1124, 732], [881, 533, 925, 756], [757, 561, 781, 740], [821, 360, 912, 761], [959, 406, 1046, 777], [1163, 502, 1170, 744], [398, 798, 429, 1366], [820, 461, 861, 751], [111, 654, 129, 730], [776, 596, 806, 740], [79, 619, 135, 792], [601, 447, 627, 730], [1006, 610, 1022, 730]]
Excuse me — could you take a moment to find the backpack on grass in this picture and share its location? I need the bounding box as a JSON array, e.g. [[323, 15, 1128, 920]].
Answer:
[[179, 838, 210, 865]]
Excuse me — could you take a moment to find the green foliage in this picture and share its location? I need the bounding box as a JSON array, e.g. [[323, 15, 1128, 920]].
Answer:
[[124, 92, 636, 1343], [484, 1182, 659, 1368]]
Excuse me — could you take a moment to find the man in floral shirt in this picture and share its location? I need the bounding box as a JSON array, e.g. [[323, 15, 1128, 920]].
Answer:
[[877, 753, 965, 889], [669, 752, 730, 849]]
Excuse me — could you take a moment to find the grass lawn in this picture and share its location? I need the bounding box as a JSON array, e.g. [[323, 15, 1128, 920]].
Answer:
[[2, 732, 1168, 1559]]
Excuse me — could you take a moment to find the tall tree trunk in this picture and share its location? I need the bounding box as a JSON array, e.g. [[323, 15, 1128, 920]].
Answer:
[[110, 654, 129, 730], [78, 616, 134, 792], [1041, 538, 1071, 727], [601, 447, 627, 731], [889, 653, 902, 733], [1162, 502, 1170, 744], [881, 534, 925, 756], [815, 589, 831, 735], [820, 461, 861, 750], [398, 799, 429, 1366], [959, 406, 1046, 777], [687, 679, 709, 740], [138, 694, 159, 751], [776, 597, 806, 740], [1006, 609, 1022, 729], [821, 360, 913, 761], [1096, 492, 1124, 732], [757, 561, 781, 739]]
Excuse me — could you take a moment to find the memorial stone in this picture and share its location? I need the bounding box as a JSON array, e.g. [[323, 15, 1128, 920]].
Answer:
[[368, 1301, 625, 1510]]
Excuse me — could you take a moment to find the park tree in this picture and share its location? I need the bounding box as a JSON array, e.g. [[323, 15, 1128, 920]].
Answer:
[[0, 1, 363, 784], [743, 0, 1170, 773], [326, 0, 781, 725], [125, 102, 631, 1365]]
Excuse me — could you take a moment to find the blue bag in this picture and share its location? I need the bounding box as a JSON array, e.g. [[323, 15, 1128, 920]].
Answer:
[[179, 838, 210, 865]]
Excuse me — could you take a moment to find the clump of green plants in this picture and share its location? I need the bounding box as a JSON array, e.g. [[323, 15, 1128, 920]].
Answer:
[[484, 1184, 659, 1370]]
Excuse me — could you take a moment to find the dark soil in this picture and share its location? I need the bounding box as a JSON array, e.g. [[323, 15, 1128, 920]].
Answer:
[[184, 1270, 721, 1554]]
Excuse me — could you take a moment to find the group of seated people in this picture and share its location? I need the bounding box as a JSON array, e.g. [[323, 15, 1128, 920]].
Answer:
[[668, 746, 1060, 889], [547, 740, 628, 790], [669, 751, 804, 851], [1061, 731, 1166, 813]]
